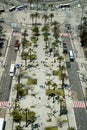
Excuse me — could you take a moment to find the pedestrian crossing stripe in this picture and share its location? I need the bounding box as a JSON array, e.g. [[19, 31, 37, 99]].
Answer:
[[13, 32, 21, 37], [72, 101, 86, 108], [59, 33, 68, 37], [0, 101, 9, 108]]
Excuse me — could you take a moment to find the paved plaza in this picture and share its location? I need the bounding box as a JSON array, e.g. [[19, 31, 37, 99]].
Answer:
[[1, 4, 87, 130]]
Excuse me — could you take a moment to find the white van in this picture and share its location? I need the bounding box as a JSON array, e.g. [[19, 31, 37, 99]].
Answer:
[[69, 50, 75, 61], [9, 64, 15, 76]]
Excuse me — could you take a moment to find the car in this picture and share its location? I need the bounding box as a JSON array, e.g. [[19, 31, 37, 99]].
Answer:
[[14, 40, 20, 51], [0, 18, 4, 23], [63, 42, 67, 54], [63, 47, 67, 54], [63, 42, 67, 48]]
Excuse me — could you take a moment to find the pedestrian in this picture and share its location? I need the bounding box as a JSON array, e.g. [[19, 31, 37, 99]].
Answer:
[[39, 97, 41, 99]]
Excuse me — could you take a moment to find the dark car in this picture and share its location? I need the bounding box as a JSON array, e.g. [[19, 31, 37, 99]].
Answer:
[[63, 42, 67, 54], [0, 18, 4, 23], [63, 42, 67, 48], [63, 47, 67, 54]]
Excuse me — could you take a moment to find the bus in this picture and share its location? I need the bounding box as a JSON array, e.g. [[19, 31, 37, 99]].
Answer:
[[16, 5, 27, 11], [59, 4, 70, 8], [9, 6, 16, 12], [69, 50, 74, 61], [9, 64, 15, 76], [0, 118, 4, 130]]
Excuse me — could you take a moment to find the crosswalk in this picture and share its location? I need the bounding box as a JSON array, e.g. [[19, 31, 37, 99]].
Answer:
[[13, 32, 21, 37], [59, 33, 68, 37], [72, 101, 86, 108], [0, 101, 9, 108]]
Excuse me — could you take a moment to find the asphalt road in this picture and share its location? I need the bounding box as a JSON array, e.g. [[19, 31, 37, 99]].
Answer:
[[0, 35, 17, 101], [64, 34, 87, 130]]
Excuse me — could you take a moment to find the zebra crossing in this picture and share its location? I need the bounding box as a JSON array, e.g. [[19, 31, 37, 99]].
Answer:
[[0, 101, 9, 108], [72, 101, 86, 108], [59, 33, 68, 37]]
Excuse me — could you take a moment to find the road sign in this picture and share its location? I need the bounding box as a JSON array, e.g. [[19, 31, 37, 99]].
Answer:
[[11, 22, 16, 28]]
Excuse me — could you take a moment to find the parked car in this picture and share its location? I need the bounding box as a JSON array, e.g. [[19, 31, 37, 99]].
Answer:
[[63, 42, 68, 54], [0, 18, 4, 23], [63, 42, 67, 48], [14, 40, 20, 51]]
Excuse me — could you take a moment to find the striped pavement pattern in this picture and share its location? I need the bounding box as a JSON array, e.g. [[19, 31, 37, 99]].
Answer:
[[0, 101, 9, 108], [13, 32, 21, 37], [59, 33, 68, 37], [72, 101, 86, 108]]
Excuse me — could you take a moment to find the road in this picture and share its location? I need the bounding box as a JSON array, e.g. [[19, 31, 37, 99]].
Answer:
[[0, 35, 17, 101], [63, 32, 87, 130]]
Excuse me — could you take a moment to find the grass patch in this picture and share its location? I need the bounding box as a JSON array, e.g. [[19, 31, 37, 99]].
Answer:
[[30, 54, 37, 60], [53, 70, 60, 76], [22, 110, 36, 122], [44, 126, 58, 130], [32, 73, 36, 76], [46, 88, 64, 97], [31, 105, 36, 108], [27, 78, 37, 85], [47, 118, 52, 122]]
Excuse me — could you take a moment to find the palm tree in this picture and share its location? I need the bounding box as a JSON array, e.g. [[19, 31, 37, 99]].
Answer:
[[57, 55, 64, 66], [34, 12, 40, 25], [23, 109, 36, 125], [30, 13, 35, 25], [15, 125, 23, 130], [52, 25, 59, 42], [14, 83, 25, 100], [31, 36, 38, 48], [21, 29, 29, 51], [46, 80, 52, 90], [21, 51, 29, 67], [24, 108, 29, 127], [59, 65, 67, 88], [11, 109, 22, 123], [49, 13, 54, 23], [52, 41, 58, 56], [51, 20, 59, 26], [42, 25, 49, 31], [32, 25, 39, 36], [22, 28, 28, 38], [48, 3, 54, 11], [44, 35, 49, 49], [52, 82, 57, 91], [42, 14, 49, 25]]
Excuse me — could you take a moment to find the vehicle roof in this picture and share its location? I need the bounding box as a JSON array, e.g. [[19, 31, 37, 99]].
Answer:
[[0, 118, 4, 130]]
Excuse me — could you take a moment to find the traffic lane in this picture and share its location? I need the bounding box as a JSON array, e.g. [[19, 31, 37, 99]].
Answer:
[[67, 61, 84, 101], [67, 61, 87, 130], [0, 36, 17, 101], [0, 74, 12, 101], [74, 108, 87, 130]]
